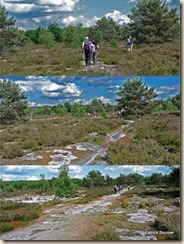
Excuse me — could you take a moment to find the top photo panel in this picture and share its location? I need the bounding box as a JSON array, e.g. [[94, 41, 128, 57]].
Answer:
[[0, 0, 180, 76]]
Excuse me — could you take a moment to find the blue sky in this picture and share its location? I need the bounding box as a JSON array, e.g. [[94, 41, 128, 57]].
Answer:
[[0, 165, 175, 181], [0, 0, 180, 30], [0, 76, 180, 106]]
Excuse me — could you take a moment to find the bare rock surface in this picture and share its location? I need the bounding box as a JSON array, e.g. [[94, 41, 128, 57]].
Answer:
[[1, 189, 180, 241], [0, 189, 127, 240]]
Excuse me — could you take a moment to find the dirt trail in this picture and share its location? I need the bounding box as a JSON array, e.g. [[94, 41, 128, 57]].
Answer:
[[0, 189, 129, 240], [81, 120, 134, 165]]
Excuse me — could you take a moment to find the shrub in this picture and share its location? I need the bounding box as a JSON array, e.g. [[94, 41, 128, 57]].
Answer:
[[0, 201, 26, 210], [0, 223, 14, 234], [154, 213, 180, 240], [1, 144, 24, 159], [121, 199, 129, 208], [92, 230, 120, 240]]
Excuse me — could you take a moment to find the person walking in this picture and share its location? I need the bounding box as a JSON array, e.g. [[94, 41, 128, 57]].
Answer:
[[126, 36, 133, 52], [114, 184, 118, 194], [82, 37, 93, 66], [121, 107, 125, 118], [91, 40, 99, 65]]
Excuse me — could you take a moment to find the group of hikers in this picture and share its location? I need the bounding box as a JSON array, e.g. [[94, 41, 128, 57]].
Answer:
[[114, 184, 130, 194], [82, 36, 134, 67], [82, 37, 100, 67], [86, 108, 125, 118], [118, 107, 126, 118], [86, 111, 97, 117]]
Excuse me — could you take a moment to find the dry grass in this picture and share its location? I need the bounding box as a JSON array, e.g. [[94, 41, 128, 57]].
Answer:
[[0, 41, 180, 76]]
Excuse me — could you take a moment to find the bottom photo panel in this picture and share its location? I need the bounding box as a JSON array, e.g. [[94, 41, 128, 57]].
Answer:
[[0, 165, 180, 241]]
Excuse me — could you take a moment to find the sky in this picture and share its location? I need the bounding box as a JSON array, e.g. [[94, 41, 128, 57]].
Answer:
[[0, 75, 180, 106], [0, 0, 180, 30], [0, 165, 176, 181]]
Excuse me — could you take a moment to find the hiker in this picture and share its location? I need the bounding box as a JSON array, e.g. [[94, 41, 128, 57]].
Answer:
[[87, 112, 90, 117], [82, 37, 93, 66], [126, 36, 133, 52], [94, 111, 97, 117], [128, 185, 130, 190], [91, 40, 99, 65], [118, 111, 121, 118], [119, 185, 123, 191], [114, 185, 118, 194], [121, 107, 125, 118]]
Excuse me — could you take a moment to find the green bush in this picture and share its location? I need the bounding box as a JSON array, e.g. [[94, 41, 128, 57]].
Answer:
[[0, 211, 39, 222], [0, 201, 26, 210], [121, 199, 129, 208], [92, 230, 120, 240], [1, 144, 24, 159], [0, 223, 14, 234], [154, 213, 180, 240]]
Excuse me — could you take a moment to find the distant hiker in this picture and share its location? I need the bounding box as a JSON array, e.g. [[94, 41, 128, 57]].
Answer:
[[114, 185, 118, 194], [119, 185, 123, 191], [87, 112, 90, 117], [94, 111, 97, 117], [128, 185, 130, 190], [118, 111, 121, 118], [126, 36, 133, 52], [121, 107, 125, 118], [82, 37, 93, 66], [91, 40, 99, 65]]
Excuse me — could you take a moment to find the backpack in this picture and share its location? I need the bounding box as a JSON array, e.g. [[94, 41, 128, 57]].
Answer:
[[91, 43, 96, 53], [127, 38, 132, 45], [83, 41, 91, 51]]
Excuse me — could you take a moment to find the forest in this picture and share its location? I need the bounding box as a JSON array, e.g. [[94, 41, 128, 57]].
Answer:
[[0, 0, 180, 75]]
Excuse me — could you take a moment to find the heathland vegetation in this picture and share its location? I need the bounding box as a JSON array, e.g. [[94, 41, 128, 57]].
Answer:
[[0, 166, 180, 240], [0, 78, 180, 165], [0, 0, 180, 75]]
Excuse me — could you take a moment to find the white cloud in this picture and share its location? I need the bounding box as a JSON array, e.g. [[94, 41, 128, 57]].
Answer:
[[70, 174, 85, 179], [62, 83, 82, 97], [4, 166, 38, 172], [105, 10, 130, 24], [155, 84, 179, 96], [63, 15, 99, 27], [127, 0, 136, 3], [24, 176, 40, 181], [104, 165, 157, 175], [69, 165, 83, 174], [42, 91, 61, 97], [16, 76, 51, 92], [1, 0, 36, 13], [1, 173, 17, 181], [1, 173, 39, 181], [32, 15, 53, 24], [47, 166, 60, 174], [42, 83, 64, 92], [97, 96, 111, 104], [38, 0, 79, 11], [18, 77, 82, 98]]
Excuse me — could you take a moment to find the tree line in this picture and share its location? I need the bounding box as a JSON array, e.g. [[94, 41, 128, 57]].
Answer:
[[0, 0, 179, 55], [0, 166, 180, 198], [0, 78, 180, 124]]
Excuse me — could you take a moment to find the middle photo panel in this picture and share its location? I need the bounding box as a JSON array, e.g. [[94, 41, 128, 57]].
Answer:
[[0, 75, 180, 166]]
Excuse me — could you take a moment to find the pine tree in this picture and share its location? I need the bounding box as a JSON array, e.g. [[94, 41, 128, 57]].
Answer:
[[0, 6, 19, 55], [116, 78, 157, 115], [127, 0, 179, 44], [0, 79, 28, 124]]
